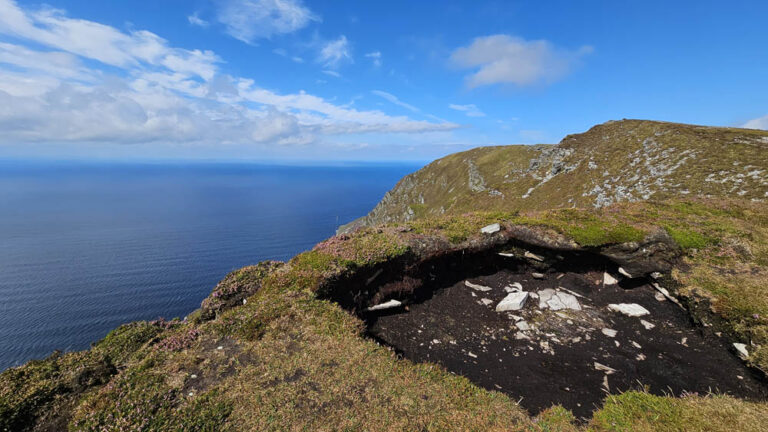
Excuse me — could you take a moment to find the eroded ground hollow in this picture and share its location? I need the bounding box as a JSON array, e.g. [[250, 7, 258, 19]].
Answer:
[[326, 246, 768, 420]]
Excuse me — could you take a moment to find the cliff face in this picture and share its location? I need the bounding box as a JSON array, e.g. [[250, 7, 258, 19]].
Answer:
[[339, 120, 768, 233]]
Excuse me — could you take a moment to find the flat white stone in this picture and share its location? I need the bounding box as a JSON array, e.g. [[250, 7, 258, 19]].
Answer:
[[532, 272, 545, 279], [480, 298, 494, 306], [654, 291, 667, 301], [365, 299, 403, 311], [465, 281, 492, 292], [524, 251, 545, 262], [467, 352, 478, 358], [539, 289, 582, 311], [608, 303, 650, 317], [618, 267, 633, 278], [594, 362, 616, 374], [640, 319, 655, 330], [505, 282, 523, 292], [496, 291, 529, 312], [602, 328, 618, 337], [515, 321, 531, 331], [733, 343, 749, 360], [498, 252, 515, 257], [603, 272, 619, 285], [480, 223, 501, 234]]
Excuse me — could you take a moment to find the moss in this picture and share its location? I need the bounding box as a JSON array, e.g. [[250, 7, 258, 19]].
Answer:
[[532, 406, 578, 431], [664, 225, 718, 250]]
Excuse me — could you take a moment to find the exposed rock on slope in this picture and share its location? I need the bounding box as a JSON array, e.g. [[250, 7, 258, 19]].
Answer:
[[339, 120, 768, 233]]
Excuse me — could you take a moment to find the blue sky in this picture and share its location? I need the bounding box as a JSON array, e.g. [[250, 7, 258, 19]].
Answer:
[[0, 0, 767, 162]]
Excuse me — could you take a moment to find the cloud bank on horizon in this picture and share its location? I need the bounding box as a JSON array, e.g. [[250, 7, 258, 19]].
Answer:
[[0, 0, 766, 160]]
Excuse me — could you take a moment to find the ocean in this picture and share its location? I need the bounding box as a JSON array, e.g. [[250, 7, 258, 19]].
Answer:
[[0, 160, 418, 371]]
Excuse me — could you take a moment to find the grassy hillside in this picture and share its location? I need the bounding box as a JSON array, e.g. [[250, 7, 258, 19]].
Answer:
[[340, 120, 768, 233], [3, 197, 767, 431]]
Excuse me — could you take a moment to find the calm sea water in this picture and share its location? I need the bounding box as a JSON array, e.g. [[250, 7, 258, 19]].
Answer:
[[0, 160, 418, 371]]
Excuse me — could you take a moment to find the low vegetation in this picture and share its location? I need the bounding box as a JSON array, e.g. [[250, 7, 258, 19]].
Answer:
[[2, 196, 768, 430]]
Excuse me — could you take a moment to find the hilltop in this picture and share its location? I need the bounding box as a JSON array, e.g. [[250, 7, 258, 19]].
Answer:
[[2, 120, 768, 431], [340, 120, 768, 232]]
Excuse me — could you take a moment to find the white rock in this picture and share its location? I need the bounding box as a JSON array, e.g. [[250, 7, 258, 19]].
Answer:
[[636, 353, 646, 361], [515, 321, 531, 331], [432, 339, 441, 344], [654, 291, 667, 301], [602, 328, 618, 337], [594, 362, 616, 374], [366, 299, 403, 311], [608, 303, 650, 317], [467, 352, 478, 358], [618, 267, 633, 278], [537, 288, 581, 311], [217, 346, 224, 350], [524, 251, 545, 262], [603, 272, 619, 285], [532, 272, 545, 279], [465, 281, 492, 292], [480, 298, 493, 306], [631, 341, 642, 349], [733, 343, 749, 360], [498, 252, 515, 257], [650, 272, 663, 280], [481, 223, 501, 234], [640, 319, 655, 330], [496, 291, 529, 312], [505, 282, 523, 292]]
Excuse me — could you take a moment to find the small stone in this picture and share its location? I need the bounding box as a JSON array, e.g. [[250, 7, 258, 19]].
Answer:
[[432, 339, 441, 344], [465, 281, 492, 292], [602, 328, 618, 337], [366, 299, 403, 311], [496, 291, 529, 312], [524, 251, 545, 262], [505, 282, 523, 292], [640, 320, 655, 330], [217, 346, 224, 350], [650, 272, 663, 280], [532, 272, 545, 279], [618, 267, 633, 278], [603, 273, 619, 285], [631, 341, 642, 349], [467, 352, 478, 358], [243, 299, 247, 305], [608, 303, 650, 317], [537, 289, 581, 311], [614, 340, 621, 347], [188, 392, 194, 397], [594, 362, 616, 374], [515, 321, 531, 331], [636, 353, 646, 361], [481, 223, 501, 234], [654, 291, 666, 301], [498, 252, 515, 257], [190, 374, 198, 379], [681, 337, 688, 346], [733, 343, 749, 360], [480, 298, 494, 306]]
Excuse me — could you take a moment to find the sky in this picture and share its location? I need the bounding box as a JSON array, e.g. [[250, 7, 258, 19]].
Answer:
[[0, 0, 767, 162]]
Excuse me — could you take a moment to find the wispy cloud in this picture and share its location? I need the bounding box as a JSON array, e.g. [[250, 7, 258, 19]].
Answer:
[[322, 69, 341, 78], [448, 103, 485, 117], [365, 51, 382, 67], [451, 34, 592, 88], [318, 35, 352, 68], [371, 90, 420, 113], [187, 12, 209, 28], [0, 0, 458, 146], [216, 0, 319, 44], [743, 114, 768, 130]]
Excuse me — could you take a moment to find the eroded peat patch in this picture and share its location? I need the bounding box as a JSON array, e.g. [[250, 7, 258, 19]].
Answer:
[[357, 251, 767, 420]]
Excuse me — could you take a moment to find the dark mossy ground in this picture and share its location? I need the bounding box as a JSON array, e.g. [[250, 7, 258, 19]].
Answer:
[[2, 198, 768, 431]]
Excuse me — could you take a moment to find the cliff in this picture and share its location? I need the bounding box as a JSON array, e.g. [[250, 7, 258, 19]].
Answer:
[[339, 120, 768, 233]]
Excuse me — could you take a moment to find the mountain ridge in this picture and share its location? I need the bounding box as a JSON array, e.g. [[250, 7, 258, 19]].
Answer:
[[339, 119, 768, 233]]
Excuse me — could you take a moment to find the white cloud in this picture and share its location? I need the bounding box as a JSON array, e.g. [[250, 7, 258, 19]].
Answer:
[[0, 0, 457, 147], [321, 70, 341, 78], [365, 51, 382, 67], [451, 34, 592, 88], [448, 103, 485, 117], [318, 35, 352, 68], [743, 114, 768, 130], [273, 48, 304, 63], [216, 0, 318, 44], [187, 12, 209, 28], [372, 90, 420, 113]]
